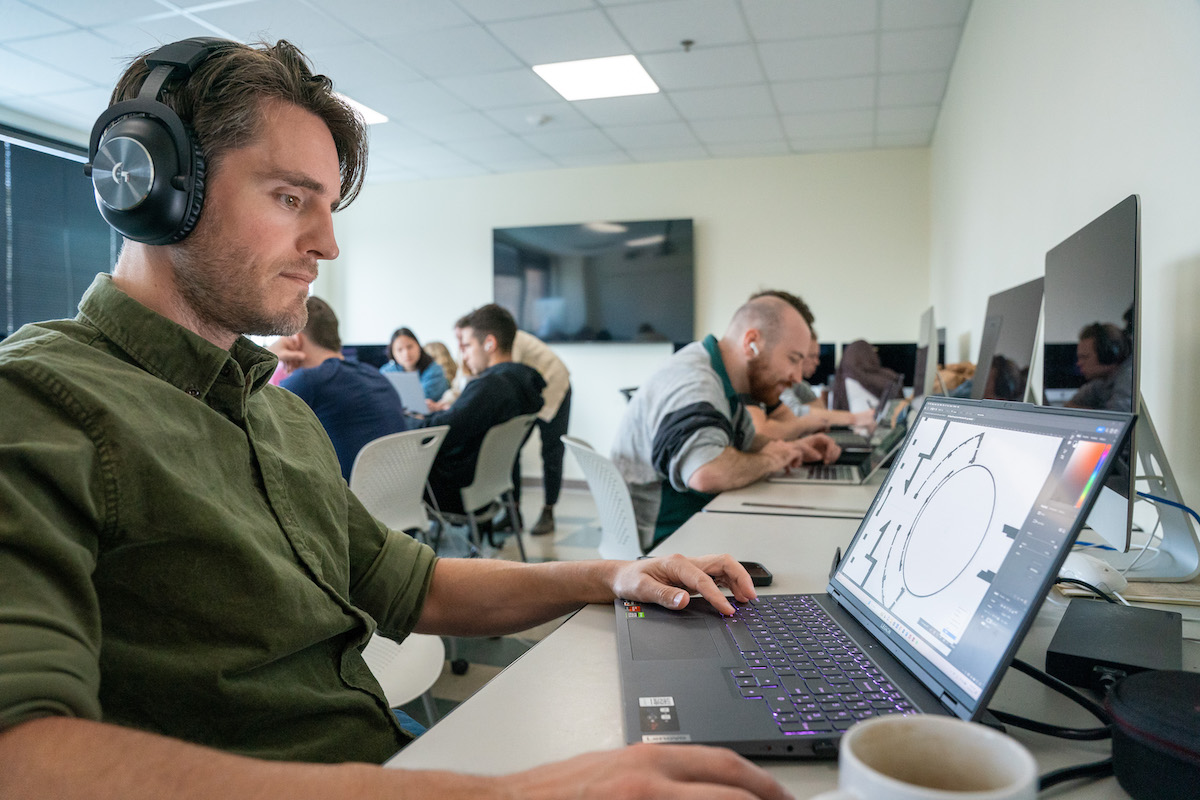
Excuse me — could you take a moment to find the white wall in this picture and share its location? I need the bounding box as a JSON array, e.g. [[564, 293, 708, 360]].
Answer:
[[930, 0, 1200, 496], [323, 148, 931, 478]]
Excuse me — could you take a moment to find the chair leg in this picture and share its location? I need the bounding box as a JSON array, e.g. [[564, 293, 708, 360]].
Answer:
[[503, 491, 528, 562], [466, 516, 483, 554], [420, 690, 439, 724]]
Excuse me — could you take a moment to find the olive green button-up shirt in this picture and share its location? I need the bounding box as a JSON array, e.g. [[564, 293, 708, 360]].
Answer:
[[0, 274, 438, 763]]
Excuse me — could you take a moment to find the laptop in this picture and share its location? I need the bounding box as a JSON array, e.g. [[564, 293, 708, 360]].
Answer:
[[768, 423, 906, 485], [615, 397, 1132, 757], [383, 370, 427, 416], [826, 376, 905, 452]]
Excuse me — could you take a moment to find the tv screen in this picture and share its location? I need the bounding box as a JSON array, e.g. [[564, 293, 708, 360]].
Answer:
[[493, 219, 694, 344]]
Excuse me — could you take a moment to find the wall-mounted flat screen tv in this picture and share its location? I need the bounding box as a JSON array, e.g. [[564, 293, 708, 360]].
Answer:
[[493, 218, 694, 344]]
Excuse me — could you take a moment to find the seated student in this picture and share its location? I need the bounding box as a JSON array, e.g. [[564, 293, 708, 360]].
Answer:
[[380, 327, 450, 404], [831, 339, 901, 412], [275, 297, 410, 481], [612, 291, 841, 547], [422, 339, 458, 404], [415, 304, 545, 515], [750, 328, 875, 440]]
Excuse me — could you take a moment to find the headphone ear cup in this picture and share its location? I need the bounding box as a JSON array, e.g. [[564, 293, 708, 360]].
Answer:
[[90, 105, 203, 245]]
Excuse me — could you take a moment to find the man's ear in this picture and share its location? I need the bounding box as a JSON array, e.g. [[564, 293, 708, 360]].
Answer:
[[744, 330, 761, 358]]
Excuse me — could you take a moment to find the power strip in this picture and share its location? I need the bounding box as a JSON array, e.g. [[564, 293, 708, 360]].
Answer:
[[1045, 601, 1182, 693]]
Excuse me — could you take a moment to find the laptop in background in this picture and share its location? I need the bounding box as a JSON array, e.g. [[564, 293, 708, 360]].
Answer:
[[383, 371, 427, 416], [826, 376, 905, 452], [769, 423, 906, 486], [615, 397, 1132, 757]]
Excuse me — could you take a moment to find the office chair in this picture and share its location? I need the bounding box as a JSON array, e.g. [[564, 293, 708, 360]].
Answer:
[[349, 426, 449, 543], [361, 632, 445, 728], [561, 435, 644, 560]]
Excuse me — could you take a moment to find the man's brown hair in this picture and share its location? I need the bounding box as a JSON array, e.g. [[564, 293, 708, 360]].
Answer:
[[303, 296, 341, 352], [748, 289, 815, 326], [457, 304, 518, 354], [110, 39, 367, 209]]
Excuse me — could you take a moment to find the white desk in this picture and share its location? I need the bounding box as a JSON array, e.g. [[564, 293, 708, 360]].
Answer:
[[388, 511, 1194, 798], [703, 471, 885, 518]]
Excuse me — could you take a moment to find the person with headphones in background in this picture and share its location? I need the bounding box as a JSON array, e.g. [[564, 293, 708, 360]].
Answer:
[[611, 290, 842, 549], [0, 38, 790, 800], [413, 304, 545, 516], [1067, 321, 1134, 411]]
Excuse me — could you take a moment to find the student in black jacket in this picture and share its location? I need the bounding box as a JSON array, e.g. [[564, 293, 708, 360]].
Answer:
[[418, 304, 544, 514]]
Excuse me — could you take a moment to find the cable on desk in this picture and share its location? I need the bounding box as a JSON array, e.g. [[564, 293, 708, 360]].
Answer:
[[1136, 491, 1200, 526], [1037, 757, 1115, 791], [1053, 578, 1120, 604]]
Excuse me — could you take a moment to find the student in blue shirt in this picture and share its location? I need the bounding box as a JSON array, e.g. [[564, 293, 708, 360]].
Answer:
[[380, 327, 450, 407]]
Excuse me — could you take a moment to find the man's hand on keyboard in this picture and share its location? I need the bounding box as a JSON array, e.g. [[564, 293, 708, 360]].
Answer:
[[610, 553, 757, 616]]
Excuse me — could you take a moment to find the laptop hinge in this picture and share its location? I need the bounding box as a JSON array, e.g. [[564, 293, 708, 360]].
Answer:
[[939, 692, 969, 718]]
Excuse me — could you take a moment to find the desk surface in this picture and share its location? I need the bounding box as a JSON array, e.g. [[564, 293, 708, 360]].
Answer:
[[389, 512, 1195, 797], [703, 471, 884, 518]]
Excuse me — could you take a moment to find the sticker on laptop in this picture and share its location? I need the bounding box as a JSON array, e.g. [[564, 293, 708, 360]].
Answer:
[[638, 697, 680, 733]]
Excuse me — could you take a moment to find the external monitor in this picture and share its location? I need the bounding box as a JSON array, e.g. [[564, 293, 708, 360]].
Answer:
[[811, 343, 836, 387], [1042, 195, 1138, 552], [969, 277, 1044, 402], [913, 306, 939, 398], [848, 342, 917, 388]]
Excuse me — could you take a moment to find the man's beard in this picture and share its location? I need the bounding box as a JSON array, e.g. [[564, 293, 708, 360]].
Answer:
[[171, 220, 311, 339], [746, 356, 784, 406]]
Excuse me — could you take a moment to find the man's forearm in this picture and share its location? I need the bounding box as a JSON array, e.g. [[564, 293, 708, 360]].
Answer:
[[0, 717, 493, 800], [686, 447, 777, 494], [413, 558, 620, 636]]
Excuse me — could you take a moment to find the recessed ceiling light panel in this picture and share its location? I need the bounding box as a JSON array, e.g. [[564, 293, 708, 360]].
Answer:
[[533, 55, 659, 102]]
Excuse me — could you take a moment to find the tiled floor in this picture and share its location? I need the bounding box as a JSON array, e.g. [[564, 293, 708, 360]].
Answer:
[[398, 484, 603, 727]]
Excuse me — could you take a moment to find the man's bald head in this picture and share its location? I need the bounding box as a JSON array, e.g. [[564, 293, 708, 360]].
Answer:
[[726, 294, 812, 348]]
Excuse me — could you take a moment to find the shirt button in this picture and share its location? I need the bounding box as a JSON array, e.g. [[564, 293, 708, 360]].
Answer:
[[186, 387, 201, 397]]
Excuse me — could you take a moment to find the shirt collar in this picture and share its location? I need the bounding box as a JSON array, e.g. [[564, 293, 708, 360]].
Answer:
[[76, 274, 278, 407], [701, 334, 739, 407]]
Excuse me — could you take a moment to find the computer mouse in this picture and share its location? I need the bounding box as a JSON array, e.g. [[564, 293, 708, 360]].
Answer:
[[1059, 551, 1128, 595]]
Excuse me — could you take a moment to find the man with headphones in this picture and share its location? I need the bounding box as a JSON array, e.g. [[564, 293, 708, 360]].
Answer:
[[611, 291, 842, 550], [414, 304, 545, 516], [1067, 321, 1134, 412], [0, 38, 789, 800]]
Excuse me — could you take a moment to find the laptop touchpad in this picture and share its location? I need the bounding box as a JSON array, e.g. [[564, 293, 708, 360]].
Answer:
[[629, 617, 721, 660]]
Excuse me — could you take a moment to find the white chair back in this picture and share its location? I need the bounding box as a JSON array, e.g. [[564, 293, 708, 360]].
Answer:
[[350, 426, 449, 533], [459, 413, 538, 514], [361, 633, 445, 722], [561, 435, 643, 560]]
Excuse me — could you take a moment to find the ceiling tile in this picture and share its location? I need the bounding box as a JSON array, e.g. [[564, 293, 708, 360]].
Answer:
[[305, 0, 471, 36], [554, 150, 634, 168], [363, 80, 469, 121], [743, 0, 877, 41], [0, 46, 92, 95], [874, 130, 931, 147], [668, 84, 775, 120], [772, 76, 876, 114], [193, 0, 363, 51], [91, 15, 221, 53], [438, 69, 559, 109], [705, 140, 789, 157], [453, 0, 595, 23], [758, 33, 876, 81], [605, 120, 699, 148], [574, 93, 681, 126], [0, 0, 74, 41], [880, 27, 963, 73], [375, 25, 522, 79], [782, 109, 874, 138], [5, 30, 129, 87], [641, 45, 764, 90], [878, 70, 948, 106], [691, 116, 785, 145], [16, 0, 161, 30], [487, 10, 629, 65], [791, 135, 874, 153], [367, 122, 433, 150], [882, 0, 972, 30], [405, 110, 508, 142], [447, 134, 544, 162], [876, 105, 939, 134], [485, 102, 595, 134], [628, 142, 708, 160], [607, 0, 750, 52], [523, 127, 618, 156], [305, 42, 423, 91], [30, 85, 112, 130], [388, 141, 476, 169]]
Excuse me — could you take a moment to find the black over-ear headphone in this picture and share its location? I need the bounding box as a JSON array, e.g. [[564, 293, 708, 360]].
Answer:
[[1083, 321, 1131, 366], [85, 38, 234, 245]]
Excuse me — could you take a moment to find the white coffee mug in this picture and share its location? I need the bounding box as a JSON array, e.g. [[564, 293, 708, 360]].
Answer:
[[811, 715, 1037, 800]]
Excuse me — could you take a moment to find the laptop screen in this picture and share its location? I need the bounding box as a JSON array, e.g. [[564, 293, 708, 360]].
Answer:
[[829, 397, 1131, 719]]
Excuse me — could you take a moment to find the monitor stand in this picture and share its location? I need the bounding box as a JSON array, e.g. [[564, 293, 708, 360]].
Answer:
[[1099, 396, 1200, 582]]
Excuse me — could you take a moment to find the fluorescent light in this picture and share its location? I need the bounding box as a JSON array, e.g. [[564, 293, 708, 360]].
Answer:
[[336, 93, 388, 125], [533, 55, 659, 101], [584, 221, 628, 234], [626, 234, 665, 248]]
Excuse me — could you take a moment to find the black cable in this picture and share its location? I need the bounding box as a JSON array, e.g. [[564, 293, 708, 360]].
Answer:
[[1038, 757, 1115, 791], [1054, 577, 1119, 604], [987, 708, 1109, 740], [1009, 658, 1113, 727]]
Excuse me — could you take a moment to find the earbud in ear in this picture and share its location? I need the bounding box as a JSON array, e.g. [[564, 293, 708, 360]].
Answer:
[[750, 342, 760, 356], [485, 342, 493, 352]]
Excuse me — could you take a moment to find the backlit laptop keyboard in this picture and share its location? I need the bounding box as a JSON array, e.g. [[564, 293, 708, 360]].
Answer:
[[726, 594, 914, 735]]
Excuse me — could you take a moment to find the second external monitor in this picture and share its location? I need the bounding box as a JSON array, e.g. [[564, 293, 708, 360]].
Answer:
[[970, 277, 1045, 402]]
